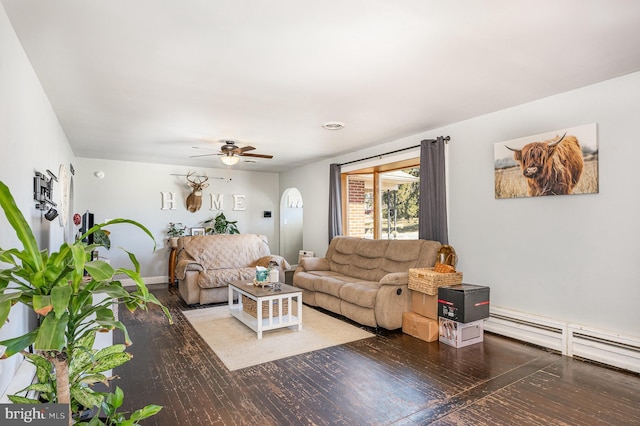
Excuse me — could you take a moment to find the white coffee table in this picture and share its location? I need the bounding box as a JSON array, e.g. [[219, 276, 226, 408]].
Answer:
[[228, 281, 303, 339]]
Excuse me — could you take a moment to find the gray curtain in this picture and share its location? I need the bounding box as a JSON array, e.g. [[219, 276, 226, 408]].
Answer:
[[328, 163, 343, 243], [419, 137, 449, 244]]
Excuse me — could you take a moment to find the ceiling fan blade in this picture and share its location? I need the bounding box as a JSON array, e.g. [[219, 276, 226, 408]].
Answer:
[[189, 153, 220, 158], [240, 153, 273, 159], [238, 145, 256, 153]]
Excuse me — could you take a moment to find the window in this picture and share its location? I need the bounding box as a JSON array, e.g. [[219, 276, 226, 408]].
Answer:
[[343, 158, 419, 240]]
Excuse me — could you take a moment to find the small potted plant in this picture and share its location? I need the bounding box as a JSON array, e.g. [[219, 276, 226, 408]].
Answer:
[[203, 213, 239, 235], [166, 222, 186, 247]]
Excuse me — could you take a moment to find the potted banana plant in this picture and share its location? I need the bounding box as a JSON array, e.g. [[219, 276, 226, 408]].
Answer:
[[0, 180, 172, 425]]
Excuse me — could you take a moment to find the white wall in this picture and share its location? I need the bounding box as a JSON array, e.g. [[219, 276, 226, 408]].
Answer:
[[281, 71, 640, 338], [0, 3, 75, 397], [73, 158, 280, 280]]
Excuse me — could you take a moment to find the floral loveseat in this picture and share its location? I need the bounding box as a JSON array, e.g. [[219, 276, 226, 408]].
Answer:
[[176, 234, 290, 305], [293, 236, 441, 329]]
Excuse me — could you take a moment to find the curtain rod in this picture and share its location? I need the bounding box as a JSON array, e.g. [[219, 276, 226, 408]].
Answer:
[[338, 135, 450, 167]]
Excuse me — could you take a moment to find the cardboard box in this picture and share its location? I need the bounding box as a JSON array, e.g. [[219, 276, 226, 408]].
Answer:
[[410, 291, 438, 320], [438, 284, 490, 323], [438, 317, 484, 348], [402, 311, 439, 342]]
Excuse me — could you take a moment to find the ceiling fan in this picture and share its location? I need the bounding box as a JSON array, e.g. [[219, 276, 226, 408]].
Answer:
[[190, 140, 274, 166]]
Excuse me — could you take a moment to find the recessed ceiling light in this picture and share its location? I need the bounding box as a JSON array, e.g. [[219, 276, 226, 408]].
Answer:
[[322, 121, 345, 130]]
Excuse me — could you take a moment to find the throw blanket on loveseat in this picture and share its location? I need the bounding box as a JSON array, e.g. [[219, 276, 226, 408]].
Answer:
[[293, 236, 440, 329], [176, 234, 290, 305]]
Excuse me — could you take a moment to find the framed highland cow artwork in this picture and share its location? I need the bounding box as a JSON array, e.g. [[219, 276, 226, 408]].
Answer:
[[494, 123, 598, 199]]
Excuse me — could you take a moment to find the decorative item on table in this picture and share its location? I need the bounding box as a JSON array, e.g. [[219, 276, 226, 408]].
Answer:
[[166, 222, 186, 248], [433, 262, 456, 273], [254, 266, 269, 287], [268, 260, 280, 283], [436, 245, 458, 268], [433, 244, 459, 274], [190, 227, 205, 236]]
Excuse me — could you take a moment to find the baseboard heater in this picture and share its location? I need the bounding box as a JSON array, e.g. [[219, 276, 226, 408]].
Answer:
[[485, 307, 640, 374]]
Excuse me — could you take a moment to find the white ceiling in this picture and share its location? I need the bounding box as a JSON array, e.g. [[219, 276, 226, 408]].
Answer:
[[4, 0, 640, 172]]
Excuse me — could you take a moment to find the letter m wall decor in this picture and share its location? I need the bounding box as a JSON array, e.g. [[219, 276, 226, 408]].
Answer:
[[494, 123, 599, 199]]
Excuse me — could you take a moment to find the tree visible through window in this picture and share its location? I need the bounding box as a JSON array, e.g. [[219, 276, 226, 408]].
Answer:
[[344, 160, 419, 240]]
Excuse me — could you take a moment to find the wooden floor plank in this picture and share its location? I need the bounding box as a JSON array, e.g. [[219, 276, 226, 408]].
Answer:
[[113, 285, 640, 425]]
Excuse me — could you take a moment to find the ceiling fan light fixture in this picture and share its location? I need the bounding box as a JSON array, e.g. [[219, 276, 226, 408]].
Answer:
[[322, 121, 345, 130], [221, 154, 240, 166]]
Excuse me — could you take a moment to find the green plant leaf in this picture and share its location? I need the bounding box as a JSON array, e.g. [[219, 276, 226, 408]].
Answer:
[[96, 319, 132, 346], [85, 260, 115, 281], [23, 352, 53, 384], [88, 352, 133, 374], [71, 386, 104, 410], [0, 248, 20, 267], [121, 249, 141, 274], [0, 181, 43, 272], [145, 292, 173, 324], [19, 382, 55, 393], [93, 229, 111, 249], [69, 347, 94, 380], [84, 415, 106, 426], [130, 405, 163, 422], [82, 219, 157, 252], [0, 292, 22, 326], [70, 243, 87, 283], [74, 331, 97, 354], [116, 268, 147, 298], [111, 386, 125, 409], [92, 283, 130, 300], [33, 294, 53, 316], [0, 329, 37, 358], [78, 373, 108, 386], [51, 283, 72, 319], [94, 305, 115, 323], [8, 395, 41, 404], [35, 312, 68, 351], [94, 344, 126, 360]]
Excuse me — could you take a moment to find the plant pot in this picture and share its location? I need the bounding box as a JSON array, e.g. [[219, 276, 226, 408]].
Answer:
[[169, 237, 179, 248]]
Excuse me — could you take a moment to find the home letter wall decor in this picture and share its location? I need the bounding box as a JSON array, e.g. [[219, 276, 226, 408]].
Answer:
[[161, 192, 177, 210], [233, 194, 246, 211], [210, 193, 223, 210]]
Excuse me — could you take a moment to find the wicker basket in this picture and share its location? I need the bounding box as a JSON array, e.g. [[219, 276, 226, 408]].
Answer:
[[242, 295, 289, 318], [408, 267, 463, 295]]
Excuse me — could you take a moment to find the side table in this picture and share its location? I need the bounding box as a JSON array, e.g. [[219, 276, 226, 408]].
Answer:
[[168, 247, 177, 286]]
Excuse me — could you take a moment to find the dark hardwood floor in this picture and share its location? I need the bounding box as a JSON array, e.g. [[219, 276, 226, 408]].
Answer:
[[114, 284, 640, 425]]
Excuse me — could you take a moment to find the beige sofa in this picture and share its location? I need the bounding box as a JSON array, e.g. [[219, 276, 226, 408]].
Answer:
[[176, 234, 290, 305], [293, 236, 441, 329]]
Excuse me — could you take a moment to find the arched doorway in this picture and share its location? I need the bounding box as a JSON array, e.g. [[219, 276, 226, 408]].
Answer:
[[279, 188, 303, 266]]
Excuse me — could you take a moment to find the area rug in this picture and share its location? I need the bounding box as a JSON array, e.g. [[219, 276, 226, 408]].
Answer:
[[182, 302, 374, 371]]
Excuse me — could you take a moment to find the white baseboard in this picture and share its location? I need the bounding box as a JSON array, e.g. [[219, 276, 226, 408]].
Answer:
[[120, 275, 167, 288], [485, 306, 640, 373]]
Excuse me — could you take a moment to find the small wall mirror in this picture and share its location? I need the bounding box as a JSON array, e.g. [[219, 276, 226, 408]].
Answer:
[[280, 187, 303, 266]]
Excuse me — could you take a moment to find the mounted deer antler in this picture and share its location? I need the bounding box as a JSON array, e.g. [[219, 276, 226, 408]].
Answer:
[[185, 171, 209, 213]]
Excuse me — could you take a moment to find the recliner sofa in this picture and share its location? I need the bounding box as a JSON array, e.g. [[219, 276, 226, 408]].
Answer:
[[293, 236, 441, 329], [176, 234, 290, 305]]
